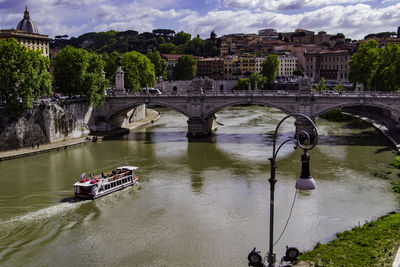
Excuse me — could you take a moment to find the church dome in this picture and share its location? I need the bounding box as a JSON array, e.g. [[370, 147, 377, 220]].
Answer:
[[16, 7, 39, 34]]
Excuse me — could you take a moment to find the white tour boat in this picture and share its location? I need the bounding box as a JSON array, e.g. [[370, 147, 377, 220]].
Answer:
[[73, 166, 139, 199]]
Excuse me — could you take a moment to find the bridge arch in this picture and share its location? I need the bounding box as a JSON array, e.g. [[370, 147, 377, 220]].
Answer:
[[313, 102, 400, 124], [203, 99, 293, 119], [106, 101, 191, 120]]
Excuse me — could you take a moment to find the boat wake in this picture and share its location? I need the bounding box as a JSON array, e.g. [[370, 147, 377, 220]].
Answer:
[[0, 201, 87, 226]]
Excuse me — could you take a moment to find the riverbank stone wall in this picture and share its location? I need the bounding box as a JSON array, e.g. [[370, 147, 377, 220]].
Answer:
[[0, 101, 146, 151]]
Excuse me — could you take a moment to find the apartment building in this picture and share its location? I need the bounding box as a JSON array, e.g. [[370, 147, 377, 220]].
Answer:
[[223, 56, 239, 80], [304, 50, 351, 83], [277, 56, 298, 76], [197, 58, 224, 80]]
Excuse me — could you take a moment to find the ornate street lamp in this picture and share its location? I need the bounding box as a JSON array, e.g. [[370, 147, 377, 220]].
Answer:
[[248, 114, 318, 267]]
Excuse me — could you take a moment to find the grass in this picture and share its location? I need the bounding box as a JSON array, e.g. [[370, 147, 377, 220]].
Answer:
[[295, 212, 400, 266]]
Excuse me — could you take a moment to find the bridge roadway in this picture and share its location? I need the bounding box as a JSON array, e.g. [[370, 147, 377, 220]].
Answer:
[[92, 90, 400, 148]]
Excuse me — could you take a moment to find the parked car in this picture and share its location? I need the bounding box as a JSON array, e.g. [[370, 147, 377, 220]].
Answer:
[[142, 88, 162, 94], [325, 90, 339, 95], [276, 90, 288, 95]]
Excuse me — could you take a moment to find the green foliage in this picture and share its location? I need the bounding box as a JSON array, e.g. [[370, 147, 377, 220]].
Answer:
[[364, 32, 397, 40], [297, 213, 400, 266], [102, 51, 120, 85], [314, 77, 327, 91], [320, 108, 354, 122], [333, 82, 344, 92], [184, 37, 205, 56], [172, 31, 191, 46], [147, 50, 168, 80], [51, 29, 222, 59], [53, 46, 107, 106], [393, 183, 400, 193], [236, 78, 250, 90], [349, 40, 380, 90], [293, 68, 304, 77], [373, 43, 400, 91], [391, 156, 400, 169], [350, 40, 400, 91], [158, 43, 178, 54], [0, 38, 52, 114], [260, 54, 279, 86], [173, 55, 196, 80], [250, 72, 267, 89], [121, 51, 156, 92]]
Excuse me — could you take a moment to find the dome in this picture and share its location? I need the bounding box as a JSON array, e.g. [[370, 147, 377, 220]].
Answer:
[[16, 7, 39, 34]]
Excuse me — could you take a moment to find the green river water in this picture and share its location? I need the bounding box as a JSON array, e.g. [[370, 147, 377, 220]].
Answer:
[[0, 106, 398, 266]]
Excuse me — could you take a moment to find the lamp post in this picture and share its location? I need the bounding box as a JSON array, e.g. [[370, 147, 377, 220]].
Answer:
[[248, 113, 318, 267]]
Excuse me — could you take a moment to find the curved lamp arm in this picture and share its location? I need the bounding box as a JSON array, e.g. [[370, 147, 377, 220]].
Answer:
[[272, 113, 318, 160]]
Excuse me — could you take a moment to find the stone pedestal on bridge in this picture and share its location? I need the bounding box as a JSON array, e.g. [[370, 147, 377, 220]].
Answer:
[[187, 115, 217, 137], [114, 66, 125, 95]]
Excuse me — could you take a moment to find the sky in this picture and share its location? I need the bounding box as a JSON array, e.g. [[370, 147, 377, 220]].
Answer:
[[1, 0, 400, 40]]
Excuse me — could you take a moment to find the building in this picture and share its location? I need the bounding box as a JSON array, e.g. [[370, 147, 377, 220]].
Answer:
[[0, 7, 50, 57], [196, 58, 224, 80], [280, 29, 315, 44], [277, 56, 298, 77], [223, 56, 239, 80], [258, 29, 279, 39], [304, 50, 351, 83]]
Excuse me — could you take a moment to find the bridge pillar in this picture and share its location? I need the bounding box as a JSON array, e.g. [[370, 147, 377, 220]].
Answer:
[[295, 117, 317, 141], [187, 115, 217, 137]]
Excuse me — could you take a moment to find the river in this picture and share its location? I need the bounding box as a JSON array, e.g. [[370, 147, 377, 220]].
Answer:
[[0, 106, 398, 266]]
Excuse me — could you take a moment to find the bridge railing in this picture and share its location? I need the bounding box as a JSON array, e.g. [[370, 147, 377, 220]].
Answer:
[[112, 90, 400, 98]]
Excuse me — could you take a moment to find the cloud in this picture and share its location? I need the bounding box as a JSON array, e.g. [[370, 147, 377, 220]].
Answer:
[[223, 0, 373, 11], [1, 0, 400, 42], [180, 3, 400, 40]]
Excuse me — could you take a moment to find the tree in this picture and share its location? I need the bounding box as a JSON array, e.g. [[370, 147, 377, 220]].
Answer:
[[314, 77, 327, 91], [250, 72, 267, 89], [210, 31, 217, 42], [372, 43, 400, 91], [54, 45, 107, 106], [236, 78, 250, 90], [172, 31, 191, 46], [121, 51, 155, 91], [0, 38, 52, 114], [173, 55, 196, 80], [184, 37, 205, 56], [102, 51, 120, 86], [260, 54, 279, 86], [293, 68, 304, 77], [158, 43, 178, 54], [349, 40, 380, 90], [147, 50, 168, 80], [334, 82, 344, 92]]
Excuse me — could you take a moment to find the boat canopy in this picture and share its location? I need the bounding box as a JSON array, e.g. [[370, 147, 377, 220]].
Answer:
[[116, 166, 138, 171]]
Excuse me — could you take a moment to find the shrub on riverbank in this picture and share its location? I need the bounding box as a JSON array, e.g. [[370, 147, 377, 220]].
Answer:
[[320, 108, 354, 122], [295, 212, 400, 266]]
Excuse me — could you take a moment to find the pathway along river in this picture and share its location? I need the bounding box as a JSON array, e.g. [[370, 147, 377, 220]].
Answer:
[[0, 106, 399, 266]]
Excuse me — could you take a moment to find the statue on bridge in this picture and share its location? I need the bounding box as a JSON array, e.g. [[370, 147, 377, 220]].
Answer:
[[298, 76, 313, 93], [188, 77, 214, 94]]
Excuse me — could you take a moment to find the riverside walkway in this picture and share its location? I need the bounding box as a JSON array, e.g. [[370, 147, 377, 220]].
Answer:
[[0, 109, 160, 161]]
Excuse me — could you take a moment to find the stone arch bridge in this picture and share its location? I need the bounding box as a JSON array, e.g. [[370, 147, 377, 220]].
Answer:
[[91, 90, 400, 148]]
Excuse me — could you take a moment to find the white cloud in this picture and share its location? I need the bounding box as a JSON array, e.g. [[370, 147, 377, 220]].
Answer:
[[223, 0, 373, 11], [180, 3, 400, 40], [1, 0, 400, 41]]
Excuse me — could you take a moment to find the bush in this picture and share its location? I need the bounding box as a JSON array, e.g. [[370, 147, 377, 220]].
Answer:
[[391, 156, 400, 169]]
